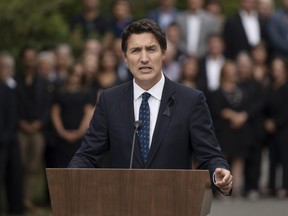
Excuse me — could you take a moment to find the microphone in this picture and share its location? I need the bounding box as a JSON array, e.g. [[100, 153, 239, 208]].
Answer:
[[129, 121, 141, 169]]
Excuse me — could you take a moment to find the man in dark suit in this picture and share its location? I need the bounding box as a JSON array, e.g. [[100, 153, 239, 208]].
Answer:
[[223, 0, 264, 60], [198, 33, 225, 94], [0, 53, 24, 215], [0, 82, 23, 214], [69, 19, 233, 195]]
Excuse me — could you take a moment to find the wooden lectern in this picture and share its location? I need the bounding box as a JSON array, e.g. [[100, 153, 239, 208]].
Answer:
[[46, 169, 213, 216]]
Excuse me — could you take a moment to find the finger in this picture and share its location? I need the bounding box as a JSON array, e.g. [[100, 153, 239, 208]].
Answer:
[[220, 182, 233, 192], [217, 181, 229, 187], [222, 173, 230, 183], [227, 175, 233, 183], [215, 168, 223, 176], [222, 171, 232, 183], [217, 176, 232, 187], [221, 182, 232, 189], [224, 175, 233, 185]]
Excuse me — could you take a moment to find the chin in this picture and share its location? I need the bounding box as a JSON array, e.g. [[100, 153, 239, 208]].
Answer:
[[137, 73, 155, 80]]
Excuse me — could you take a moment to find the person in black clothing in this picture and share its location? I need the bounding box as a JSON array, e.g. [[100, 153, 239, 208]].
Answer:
[[236, 52, 266, 199], [50, 65, 94, 167], [70, 0, 112, 46], [210, 61, 252, 197], [0, 52, 24, 215], [179, 55, 200, 89], [90, 48, 121, 104], [109, 0, 133, 38], [223, 0, 265, 60], [251, 42, 270, 87], [264, 57, 288, 198], [0, 82, 22, 214], [16, 46, 50, 212], [199, 33, 225, 95], [112, 37, 133, 84]]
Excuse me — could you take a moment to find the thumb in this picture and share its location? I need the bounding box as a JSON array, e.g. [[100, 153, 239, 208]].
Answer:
[[215, 168, 224, 183]]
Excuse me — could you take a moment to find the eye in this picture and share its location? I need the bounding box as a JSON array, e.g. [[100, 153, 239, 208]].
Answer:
[[130, 48, 140, 54], [147, 46, 158, 52]]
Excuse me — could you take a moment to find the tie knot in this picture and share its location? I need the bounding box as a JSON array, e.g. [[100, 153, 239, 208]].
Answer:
[[142, 92, 151, 102]]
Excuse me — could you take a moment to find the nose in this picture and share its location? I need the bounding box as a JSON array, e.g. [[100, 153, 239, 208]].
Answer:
[[140, 50, 149, 64]]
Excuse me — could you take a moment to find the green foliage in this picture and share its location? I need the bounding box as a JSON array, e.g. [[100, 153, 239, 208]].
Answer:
[[0, 0, 284, 57], [0, 0, 73, 56]]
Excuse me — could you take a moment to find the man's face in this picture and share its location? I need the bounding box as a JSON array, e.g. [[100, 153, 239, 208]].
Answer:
[[161, 0, 175, 8], [208, 37, 224, 56], [83, 0, 99, 10], [22, 49, 37, 69], [124, 33, 166, 90], [240, 0, 256, 11], [0, 57, 12, 81], [187, 0, 203, 11]]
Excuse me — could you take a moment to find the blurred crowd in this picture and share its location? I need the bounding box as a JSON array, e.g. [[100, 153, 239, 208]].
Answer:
[[1, 0, 288, 214]]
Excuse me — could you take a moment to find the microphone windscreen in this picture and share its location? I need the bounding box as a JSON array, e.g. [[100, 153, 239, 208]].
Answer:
[[134, 121, 141, 129]]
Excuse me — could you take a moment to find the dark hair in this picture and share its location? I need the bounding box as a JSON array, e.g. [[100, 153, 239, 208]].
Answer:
[[219, 60, 237, 85], [66, 63, 85, 87], [111, 0, 131, 11], [121, 19, 167, 53], [99, 48, 118, 72], [207, 33, 223, 41], [205, 0, 222, 8], [270, 56, 288, 77], [18, 45, 37, 60]]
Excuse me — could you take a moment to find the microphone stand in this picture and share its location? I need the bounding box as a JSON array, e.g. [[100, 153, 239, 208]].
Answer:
[[129, 121, 141, 169]]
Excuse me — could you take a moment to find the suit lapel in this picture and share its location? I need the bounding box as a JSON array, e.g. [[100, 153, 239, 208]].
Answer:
[[146, 78, 176, 167], [120, 82, 144, 167], [237, 13, 250, 45]]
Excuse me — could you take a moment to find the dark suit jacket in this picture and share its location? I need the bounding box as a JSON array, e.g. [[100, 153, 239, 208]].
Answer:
[[223, 13, 264, 60], [68, 77, 230, 177], [198, 56, 215, 95], [0, 83, 17, 146]]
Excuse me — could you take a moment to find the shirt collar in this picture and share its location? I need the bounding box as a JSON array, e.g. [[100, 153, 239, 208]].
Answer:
[[240, 10, 258, 18], [207, 55, 225, 62], [133, 73, 165, 101]]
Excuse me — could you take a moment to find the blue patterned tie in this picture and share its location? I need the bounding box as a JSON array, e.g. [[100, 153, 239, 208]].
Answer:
[[138, 92, 151, 165]]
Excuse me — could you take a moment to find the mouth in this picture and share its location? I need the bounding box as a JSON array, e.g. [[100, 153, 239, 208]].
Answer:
[[138, 66, 153, 73]]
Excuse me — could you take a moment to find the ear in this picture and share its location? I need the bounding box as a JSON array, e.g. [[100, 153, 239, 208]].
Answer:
[[123, 52, 128, 64]]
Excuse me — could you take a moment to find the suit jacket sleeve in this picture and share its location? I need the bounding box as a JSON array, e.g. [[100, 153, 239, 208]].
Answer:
[[68, 92, 109, 168], [189, 92, 230, 176], [267, 12, 288, 56]]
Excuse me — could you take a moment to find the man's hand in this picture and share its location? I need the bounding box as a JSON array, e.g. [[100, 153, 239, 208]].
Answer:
[[214, 168, 233, 195]]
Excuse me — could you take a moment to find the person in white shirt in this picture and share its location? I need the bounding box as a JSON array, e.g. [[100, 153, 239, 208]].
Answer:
[[223, 0, 264, 60], [176, 0, 220, 58], [199, 33, 225, 93]]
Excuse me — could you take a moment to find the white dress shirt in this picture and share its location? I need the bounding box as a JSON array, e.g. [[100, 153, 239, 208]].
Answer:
[[240, 10, 261, 46], [133, 73, 165, 148], [187, 13, 201, 55], [206, 56, 225, 91]]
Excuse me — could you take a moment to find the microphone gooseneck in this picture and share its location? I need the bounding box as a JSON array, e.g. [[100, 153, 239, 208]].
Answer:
[[129, 121, 141, 169]]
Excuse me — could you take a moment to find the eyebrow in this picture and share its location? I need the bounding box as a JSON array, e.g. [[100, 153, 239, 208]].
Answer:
[[128, 44, 159, 51]]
